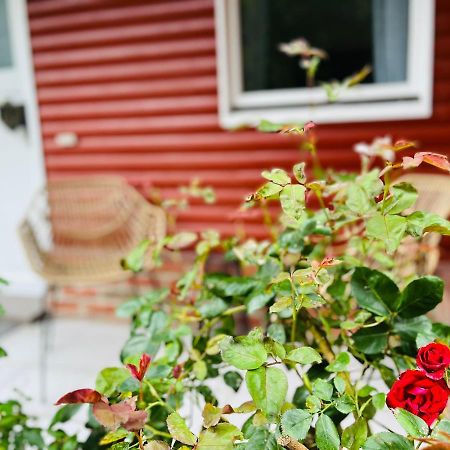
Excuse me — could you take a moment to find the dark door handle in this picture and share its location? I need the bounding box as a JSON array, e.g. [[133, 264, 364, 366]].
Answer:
[[0, 102, 26, 130]]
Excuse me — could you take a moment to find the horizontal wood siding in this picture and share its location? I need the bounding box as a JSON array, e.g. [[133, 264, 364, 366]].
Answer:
[[28, 0, 450, 239]]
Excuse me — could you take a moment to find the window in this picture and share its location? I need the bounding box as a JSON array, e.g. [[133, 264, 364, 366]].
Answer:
[[0, 0, 12, 68], [215, 0, 435, 127]]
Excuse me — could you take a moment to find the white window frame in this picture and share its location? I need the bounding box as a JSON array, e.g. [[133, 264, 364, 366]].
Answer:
[[214, 0, 435, 128]]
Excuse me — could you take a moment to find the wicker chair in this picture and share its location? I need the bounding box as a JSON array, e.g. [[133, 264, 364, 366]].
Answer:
[[394, 173, 450, 277], [19, 176, 166, 401], [20, 176, 166, 285]]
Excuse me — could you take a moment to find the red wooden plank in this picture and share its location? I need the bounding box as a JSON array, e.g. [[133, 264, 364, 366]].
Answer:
[[30, 0, 213, 33], [31, 17, 214, 51], [38, 76, 216, 104], [35, 56, 215, 86]]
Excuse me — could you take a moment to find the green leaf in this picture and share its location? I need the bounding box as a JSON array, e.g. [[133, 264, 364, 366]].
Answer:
[[335, 394, 355, 414], [397, 276, 444, 318], [257, 182, 284, 198], [111, 443, 129, 450], [351, 267, 400, 315], [384, 183, 418, 215], [197, 423, 242, 450], [50, 404, 82, 429], [244, 428, 278, 450], [293, 162, 307, 184], [312, 379, 333, 401], [362, 432, 414, 450], [223, 371, 243, 392], [197, 296, 228, 318], [353, 323, 389, 354], [96, 368, 130, 396], [257, 119, 284, 132], [166, 412, 197, 446], [306, 395, 321, 413], [315, 414, 340, 450], [193, 360, 207, 381], [120, 310, 168, 361], [342, 418, 368, 450], [120, 239, 151, 272], [333, 376, 346, 394], [406, 211, 450, 237], [205, 274, 257, 297], [366, 213, 407, 254], [326, 352, 350, 372], [280, 185, 306, 220], [269, 296, 292, 313], [166, 232, 197, 250], [100, 429, 129, 445], [145, 441, 170, 450], [394, 408, 428, 437], [220, 336, 267, 370], [264, 337, 286, 360], [281, 408, 312, 441], [247, 292, 273, 314], [267, 323, 286, 344], [286, 347, 322, 365], [262, 168, 291, 186], [245, 366, 288, 417], [432, 419, 450, 442], [23, 428, 45, 449], [372, 393, 386, 410], [346, 184, 372, 214]]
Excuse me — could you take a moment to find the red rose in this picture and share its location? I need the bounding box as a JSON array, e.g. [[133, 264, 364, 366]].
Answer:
[[417, 342, 450, 380], [387, 369, 450, 426]]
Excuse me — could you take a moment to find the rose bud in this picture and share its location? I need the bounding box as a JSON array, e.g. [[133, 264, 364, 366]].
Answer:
[[417, 342, 450, 380], [387, 369, 450, 426], [172, 364, 183, 379]]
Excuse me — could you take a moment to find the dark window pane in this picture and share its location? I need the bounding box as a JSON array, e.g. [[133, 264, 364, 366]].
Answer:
[[240, 0, 408, 92], [0, 0, 12, 68]]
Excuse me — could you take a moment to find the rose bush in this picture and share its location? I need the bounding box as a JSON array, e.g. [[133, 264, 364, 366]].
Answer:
[[45, 128, 450, 450]]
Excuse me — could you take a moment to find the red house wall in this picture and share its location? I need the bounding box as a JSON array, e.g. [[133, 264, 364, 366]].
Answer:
[[27, 0, 450, 240]]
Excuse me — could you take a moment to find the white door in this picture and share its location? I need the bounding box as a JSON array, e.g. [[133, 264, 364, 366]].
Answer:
[[0, 0, 46, 304]]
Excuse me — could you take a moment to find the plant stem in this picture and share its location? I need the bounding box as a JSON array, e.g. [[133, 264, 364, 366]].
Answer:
[[135, 431, 144, 450], [278, 436, 309, 450]]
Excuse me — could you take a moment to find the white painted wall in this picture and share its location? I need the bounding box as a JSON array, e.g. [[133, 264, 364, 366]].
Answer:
[[0, 0, 46, 301]]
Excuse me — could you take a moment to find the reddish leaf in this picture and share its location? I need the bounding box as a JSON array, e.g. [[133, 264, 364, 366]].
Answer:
[[93, 397, 147, 431], [122, 409, 148, 431], [55, 389, 105, 405], [127, 353, 151, 381], [402, 152, 450, 172]]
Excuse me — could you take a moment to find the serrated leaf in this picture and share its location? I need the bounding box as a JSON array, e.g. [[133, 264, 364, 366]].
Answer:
[[326, 352, 350, 372], [394, 408, 428, 437], [315, 414, 340, 450], [257, 182, 284, 198], [312, 379, 333, 401], [372, 393, 386, 410], [362, 432, 413, 450], [145, 441, 170, 450], [351, 267, 400, 316], [267, 323, 286, 344], [286, 347, 322, 365], [306, 395, 321, 413], [366, 213, 407, 254], [245, 366, 288, 417], [120, 239, 151, 272], [100, 429, 129, 445], [269, 296, 292, 313], [342, 418, 368, 450], [166, 412, 197, 446], [281, 408, 312, 441], [280, 185, 306, 220], [220, 336, 267, 370], [352, 323, 389, 354], [384, 182, 418, 215], [262, 168, 291, 186], [196, 423, 242, 450], [397, 276, 443, 318], [293, 162, 307, 184]]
